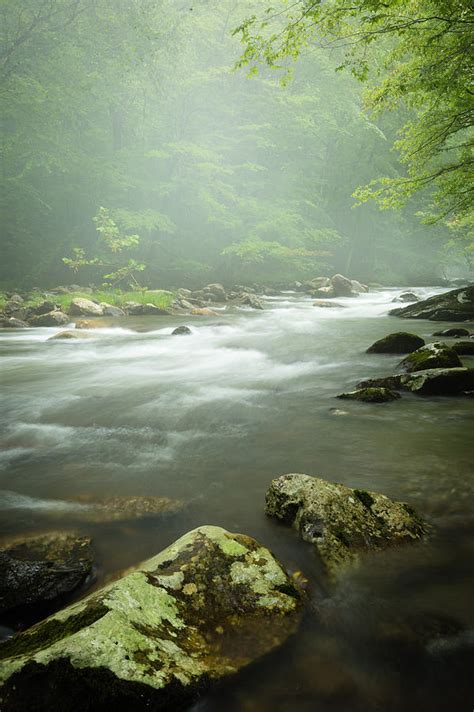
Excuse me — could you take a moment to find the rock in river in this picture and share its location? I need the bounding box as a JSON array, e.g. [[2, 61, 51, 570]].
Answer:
[[337, 387, 401, 403], [48, 331, 95, 340], [0, 526, 302, 711], [171, 326, 192, 335], [0, 533, 93, 615], [69, 495, 185, 523], [399, 342, 461, 372], [452, 341, 474, 356], [265, 474, 426, 578], [69, 298, 104, 317], [389, 286, 474, 321], [358, 368, 474, 395], [367, 332, 425, 354], [432, 327, 470, 338], [29, 311, 70, 327]]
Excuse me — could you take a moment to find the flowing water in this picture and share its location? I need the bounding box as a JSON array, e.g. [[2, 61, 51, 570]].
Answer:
[[1, 288, 473, 710]]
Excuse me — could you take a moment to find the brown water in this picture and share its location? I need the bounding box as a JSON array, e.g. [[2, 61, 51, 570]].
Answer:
[[1, 287, 473, 710]]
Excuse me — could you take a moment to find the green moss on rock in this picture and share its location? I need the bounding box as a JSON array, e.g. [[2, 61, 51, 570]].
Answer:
[[0, 526, 302, 711], [265, 475, 427, 579]]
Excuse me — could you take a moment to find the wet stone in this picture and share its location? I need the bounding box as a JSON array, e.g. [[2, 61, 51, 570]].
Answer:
[[0, 526, 302, 711]]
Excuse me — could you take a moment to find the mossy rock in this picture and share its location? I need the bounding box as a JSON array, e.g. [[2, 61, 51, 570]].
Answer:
[[399, 342, 462, 373], [0, 526, 302, 711], [337, 387, 401, 403], [432, 328, 470, 338], [389, 286, 474, 321], [399, 368, 474, 395], [265, 475, 427, 579], [366, 332, 424, 354], [67, 495, 185, 524]]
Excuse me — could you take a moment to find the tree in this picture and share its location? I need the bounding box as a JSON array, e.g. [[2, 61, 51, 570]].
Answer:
[[234, 1, 474, 233]]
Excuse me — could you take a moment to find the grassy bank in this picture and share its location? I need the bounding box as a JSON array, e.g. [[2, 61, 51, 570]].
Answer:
[[1, 289, 175, 313]]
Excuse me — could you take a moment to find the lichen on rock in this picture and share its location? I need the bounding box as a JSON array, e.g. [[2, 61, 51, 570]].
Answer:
[[265, 475, 427, 579], [0, 526, 302, 711]]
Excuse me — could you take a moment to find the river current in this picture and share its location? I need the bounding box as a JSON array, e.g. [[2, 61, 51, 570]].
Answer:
[[1, 287, 473, 710]]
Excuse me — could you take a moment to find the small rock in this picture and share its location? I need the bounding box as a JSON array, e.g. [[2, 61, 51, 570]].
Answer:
[[0, 526, 302, 710], [399, 342, 462, 372], [433, 328, 470, 338], [313, 300, 346, 308], [29, 311, 70, 327], [70, 495, 185, 523], [392, 292, 420, 303], [312, 285, 336, 298], [172, 326, 192, 335], [204, 283, 226, 301], [31, 300, 59, 316], [0, 532, 93, 614], [191, 307, 219, 316], [357, 375, 402, 390], [367, 332, 425, 354], [69, 298, 104, 317], [75, 319, 102, 329], [100, 303, 125, 317], [123, 302, 170, 316], [337, 387, 401, 403], [351, 280, 369, 293]]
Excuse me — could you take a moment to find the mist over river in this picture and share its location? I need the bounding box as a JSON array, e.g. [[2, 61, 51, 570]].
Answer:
[[1, 287, 473, 710]]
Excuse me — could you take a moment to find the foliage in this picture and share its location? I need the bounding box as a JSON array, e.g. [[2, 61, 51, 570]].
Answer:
[[234, 0, 474, 235]]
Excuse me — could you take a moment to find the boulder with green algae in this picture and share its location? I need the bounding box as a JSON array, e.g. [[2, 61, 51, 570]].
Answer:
[[366, 332, 425, 354], [336, 387, 401, 403], [389, 286, 474, 321], [399, 342, 461, 373], [265, 475, 427, 578], [0, 526, 302, 711], [358, 368, 474, 396]]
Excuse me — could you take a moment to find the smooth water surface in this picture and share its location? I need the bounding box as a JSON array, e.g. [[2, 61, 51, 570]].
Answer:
[[1, 288, 473, 710]]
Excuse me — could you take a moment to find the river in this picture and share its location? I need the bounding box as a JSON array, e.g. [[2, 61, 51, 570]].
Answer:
[[1, 287, 473, 710]]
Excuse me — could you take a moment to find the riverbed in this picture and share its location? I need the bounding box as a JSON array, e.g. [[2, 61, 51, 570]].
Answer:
[[1, 287, 473, 710]]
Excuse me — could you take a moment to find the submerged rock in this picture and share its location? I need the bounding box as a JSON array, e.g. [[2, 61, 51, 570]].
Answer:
[[389, 286, 474, 321], [0, 526, 302, 711], [313, 300, 346, 308], [452, 341, 474, 355], [74, 319, 102, 329], [48, 331, 95, 340], [0, 533, 93, 614], [399, 342, 462, 373], [432, 328, 470, 338], [191, 307, 219, 317], [69, 298, 104, 317], [29, 311, 69, 327], [367, 332, 425, 354], [337, 387, 401, 403], [70, 495, 185, 523], [265, 474, 426, 577], [171, 326, 192, 335]]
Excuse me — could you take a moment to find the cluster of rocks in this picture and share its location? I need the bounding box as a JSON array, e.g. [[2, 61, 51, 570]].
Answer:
[[172, 283, 264, 312], [390, 286, 474, 321], [0, 474, 428, 711]]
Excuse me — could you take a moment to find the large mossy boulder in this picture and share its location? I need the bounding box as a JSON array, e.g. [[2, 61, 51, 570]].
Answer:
[[389, 286, 474, 321], [69, 298, 104, 317], [367, 332, 425, 354], [265, 475, 426, 578], [336, 387, 401, 403], [399, 342, 462, 372], [0, 526, 302, 712], [0, 533, 93, 615]]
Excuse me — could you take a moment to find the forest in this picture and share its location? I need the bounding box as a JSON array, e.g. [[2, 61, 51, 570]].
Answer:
[[0, 2, 473, 712], [1, 0, 471, 290]]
